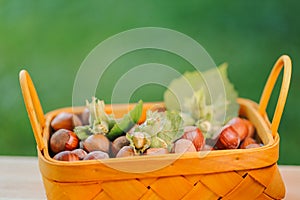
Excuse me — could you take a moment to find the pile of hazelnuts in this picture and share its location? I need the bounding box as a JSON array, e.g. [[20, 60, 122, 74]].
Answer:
[[49, 110, 262, 162]]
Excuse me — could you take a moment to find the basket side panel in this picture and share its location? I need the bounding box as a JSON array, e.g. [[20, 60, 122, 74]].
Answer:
[[248, 164, 277, 187], [181, 180, 219, 200], [219, 164, 284, 200], [198, 171, 243, 196], [42, 177, 103, 200], [263, 164, 286, 199], [101, 179, 148, 199], [222, 174, 265, 200], [149, 176, 193, 199]]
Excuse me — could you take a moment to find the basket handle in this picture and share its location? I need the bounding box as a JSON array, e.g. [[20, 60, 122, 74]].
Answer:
[[258, 55, 292, 137], [19, 70, 45, 151]]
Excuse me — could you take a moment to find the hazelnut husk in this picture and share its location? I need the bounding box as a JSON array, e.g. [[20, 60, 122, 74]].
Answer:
[[50, 129, 79, 154], [53, 151, 79, 161], [51, 112, 82, 131], [132, 132, 149, 150]]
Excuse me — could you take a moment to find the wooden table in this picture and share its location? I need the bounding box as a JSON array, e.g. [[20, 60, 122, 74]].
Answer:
[[0, 156, 299, 199]]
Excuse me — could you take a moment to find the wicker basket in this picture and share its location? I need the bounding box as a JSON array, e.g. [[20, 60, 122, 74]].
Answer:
[[19, 55, 292, 200]]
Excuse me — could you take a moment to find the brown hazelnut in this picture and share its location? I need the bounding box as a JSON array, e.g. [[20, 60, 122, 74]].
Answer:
[[172, 139, 197, 153], [216, 126, 240, 149], [182, 126, 205, 151], [113, 136, 130, 153], [116, 146, 135, 158], [53, 151, 79, 161], [83, 151, 109, 160], [71, 149, 88, 160], [227, 117, 248, 141], [80, 108, 90, 125], [83, 134, 111, 153], [51, 112, 82, 131], [144, 148, 168, 155], [50, 129, 79, 154], [242, 119, 256, 138], [240, 137, 259, 149]]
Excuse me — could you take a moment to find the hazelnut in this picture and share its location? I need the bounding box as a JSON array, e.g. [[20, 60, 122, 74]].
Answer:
[[83, 134, 111, 154], [182, 126, 205, 151], [71, 149, 88, 160], [113, 136, 130, 153], [116, 146, 135, 158], [50, 129, 79, 154], [172, 139, 197, 153], [80, 108, 90, 125], [216, 126, 240, 149], [144, 148, 168, 155], [227, 117, 248, 141], [83, 151, 109, 160], [240, 137, 259, 149], [51, 112, 82, 131], [242, 119, 256, 138], [53, 151, 79, 161]]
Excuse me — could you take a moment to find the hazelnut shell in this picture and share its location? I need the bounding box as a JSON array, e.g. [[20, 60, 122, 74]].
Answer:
[[53, 151, 79, 161], [216, 126, 240, 149]]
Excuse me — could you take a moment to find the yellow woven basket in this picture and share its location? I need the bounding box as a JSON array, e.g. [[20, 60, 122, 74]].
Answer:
[[19, 55, 291, 200]]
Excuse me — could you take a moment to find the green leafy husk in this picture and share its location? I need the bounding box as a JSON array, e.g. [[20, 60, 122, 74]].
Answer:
[[74, 97, 143, 142], [106, 100, 143, 141], [131, 110, 184, 152], [86, 97, 116, 134]]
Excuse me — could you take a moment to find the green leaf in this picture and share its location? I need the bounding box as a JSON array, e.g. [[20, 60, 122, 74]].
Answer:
[[164, 63, 239, 125], [183, 88, 213, 120], [106, 100, 143, 141]]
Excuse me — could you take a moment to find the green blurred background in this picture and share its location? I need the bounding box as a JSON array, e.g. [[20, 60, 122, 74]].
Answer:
[[0, 1, 299, 164]]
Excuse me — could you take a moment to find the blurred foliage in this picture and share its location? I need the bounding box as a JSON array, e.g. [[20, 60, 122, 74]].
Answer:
[[0, 0, 299, 164]]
